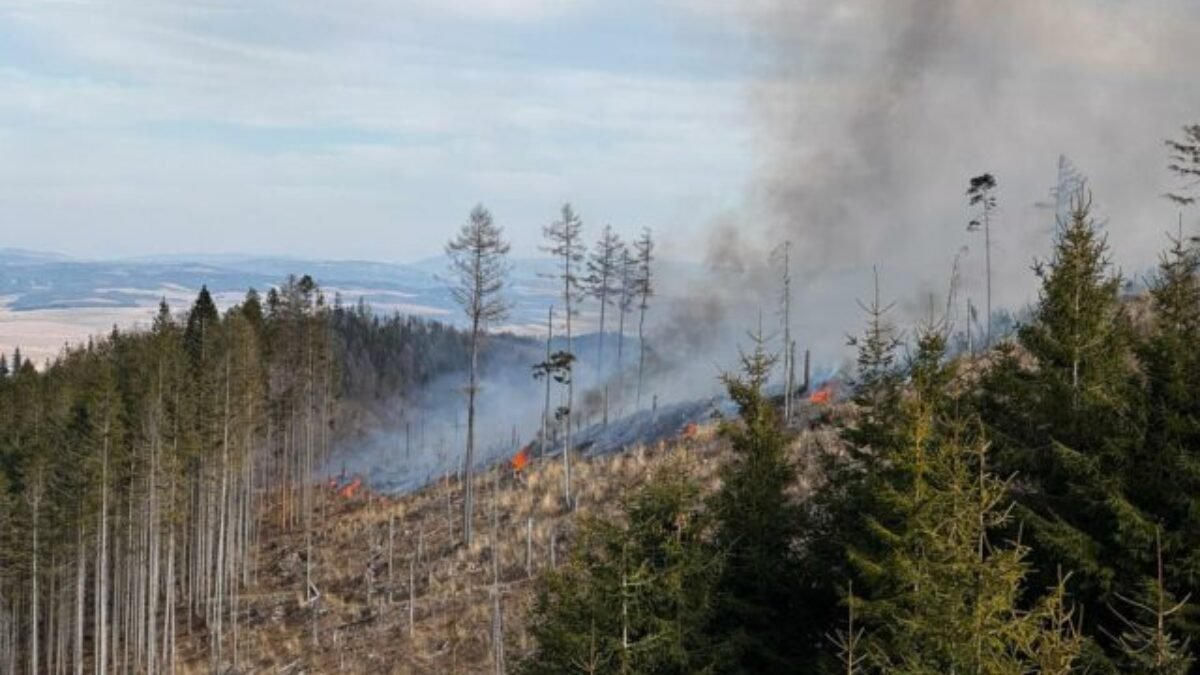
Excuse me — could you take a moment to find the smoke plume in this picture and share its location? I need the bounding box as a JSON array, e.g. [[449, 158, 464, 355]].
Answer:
[[676, 0, 1200, 362]]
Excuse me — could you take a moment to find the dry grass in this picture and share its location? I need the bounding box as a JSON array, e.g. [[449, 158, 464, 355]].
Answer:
[[174, 415, 843, 674]]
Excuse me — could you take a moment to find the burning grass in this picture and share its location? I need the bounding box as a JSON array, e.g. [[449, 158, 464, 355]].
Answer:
[[173, 411, 846, 674]]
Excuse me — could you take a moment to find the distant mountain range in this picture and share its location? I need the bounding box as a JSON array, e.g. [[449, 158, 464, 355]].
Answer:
[[0, 248, 708, 364], [0, 248, 567, 332]]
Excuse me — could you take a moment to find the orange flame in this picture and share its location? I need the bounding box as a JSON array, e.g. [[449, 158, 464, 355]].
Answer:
[[809, 385, 833, 405], [339, 478, 363, 499], [681, 422, 700, 440], [511, 446, 532, 473]]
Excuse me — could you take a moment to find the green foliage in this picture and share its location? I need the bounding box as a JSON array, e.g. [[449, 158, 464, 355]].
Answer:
[[706, 328, 805, 674], [851, 409, 1083, 674], [974, 194, 1200, 669], [0, 274, 337, 670], [844, 270, 905, 458], [1106, 536, 1194, 675], [1136, 230, 1200, 592], [1165, 124, 1200, 206], [520, 468, 717, 675]]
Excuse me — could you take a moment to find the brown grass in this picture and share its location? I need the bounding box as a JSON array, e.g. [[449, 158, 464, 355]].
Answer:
[[174, 415, 843, 674]]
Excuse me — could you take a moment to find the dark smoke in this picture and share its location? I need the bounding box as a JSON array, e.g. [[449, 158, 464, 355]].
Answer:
[[660, 0, 1200, 369]]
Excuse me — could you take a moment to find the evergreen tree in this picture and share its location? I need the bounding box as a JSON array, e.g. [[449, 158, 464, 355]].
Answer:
[[184, 285, 220, 369], [1106, 529, 1194, 675], [706, 327, 804, 674], [1131, 228, 1200, 652], [844, 268, 904, 461], [1165, 124, 1200, 206], [851, 407, 1084, 674], [521, 467, 717, 675], [978, 193, 1150, 669]]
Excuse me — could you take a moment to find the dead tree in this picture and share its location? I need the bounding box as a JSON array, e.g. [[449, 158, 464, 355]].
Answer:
[[586, 225, 623, 376], [541, 204, 585, 509], [1035, 155, 1087, 229], [533, 351, 575, 508], [615, 246, 635, 411], [771, 241, 794, 419], [966, 173, 998, 347], [445, 204, 512, 546], [540, 307, 554, 456], [632, 228, 654, 409]]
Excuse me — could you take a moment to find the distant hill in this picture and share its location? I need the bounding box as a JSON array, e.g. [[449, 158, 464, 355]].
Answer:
[[0, 249, 704, 366], [0, 250, 569, 326]]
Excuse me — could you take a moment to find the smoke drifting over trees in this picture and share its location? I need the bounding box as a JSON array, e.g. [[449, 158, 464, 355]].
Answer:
[[667, 0, 1200, 367]]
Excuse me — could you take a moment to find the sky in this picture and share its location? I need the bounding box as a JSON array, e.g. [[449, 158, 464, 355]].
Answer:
[[1, 0, 1198, 304], [0, 0, 755, 262]]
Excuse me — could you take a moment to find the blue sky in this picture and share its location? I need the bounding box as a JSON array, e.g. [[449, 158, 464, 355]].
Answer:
[[2, 0, 1198, 293], [0, 0, 756, 261]]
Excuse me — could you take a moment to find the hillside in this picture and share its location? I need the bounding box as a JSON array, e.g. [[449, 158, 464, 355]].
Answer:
[[178, 410, 841, 674]]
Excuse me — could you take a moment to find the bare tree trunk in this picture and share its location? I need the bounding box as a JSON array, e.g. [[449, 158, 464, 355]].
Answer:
[[98, 420, 109, 675], [636, 301, 648, 410], [541, 307, 553, 456], [30, 478, 41, 675], [984, 210, 992, 346], [564, 262, 574, 510], [75, 525, 84, 675], [408, 556, 416, 639], [464, 313, 480, 546]]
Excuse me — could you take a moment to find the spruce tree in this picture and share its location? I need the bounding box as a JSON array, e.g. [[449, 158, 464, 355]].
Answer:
[[520, 467, 717, 675], [184, 285, 220, 369], [978, 193, 1151, 669], [706, 327, 804, 674], [852, 408, 1084, 674], [1132, 228, 1200, 654], [1165, 124, 1200, 206], [844, 268, 904, 459]]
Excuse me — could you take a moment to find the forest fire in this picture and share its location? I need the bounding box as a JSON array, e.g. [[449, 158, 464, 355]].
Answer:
[[808, 384, 834, 405], [681, 422, 700, 441], [511, 445, 532, 473], [338, 478, 364, 499]]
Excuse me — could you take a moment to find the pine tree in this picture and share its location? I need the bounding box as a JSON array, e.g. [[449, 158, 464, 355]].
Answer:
[[184, 285, 219, 368], [1106, 529, 1193, 674], [844, 268, 904, 459], [1131, 227, 1200, 655], [706, 326, 804, 674], [850, 404, 1084, 674], [978, 192, 1150, 669], [520, 467, 717, 675], [1165, 124, 1200, 206]]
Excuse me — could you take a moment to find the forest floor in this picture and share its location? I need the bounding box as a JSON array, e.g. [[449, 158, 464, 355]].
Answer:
[[175, 409, 844, 674]]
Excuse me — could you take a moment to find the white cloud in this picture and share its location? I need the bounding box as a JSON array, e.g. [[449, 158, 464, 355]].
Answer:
[[0, 0, 750, 259]]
